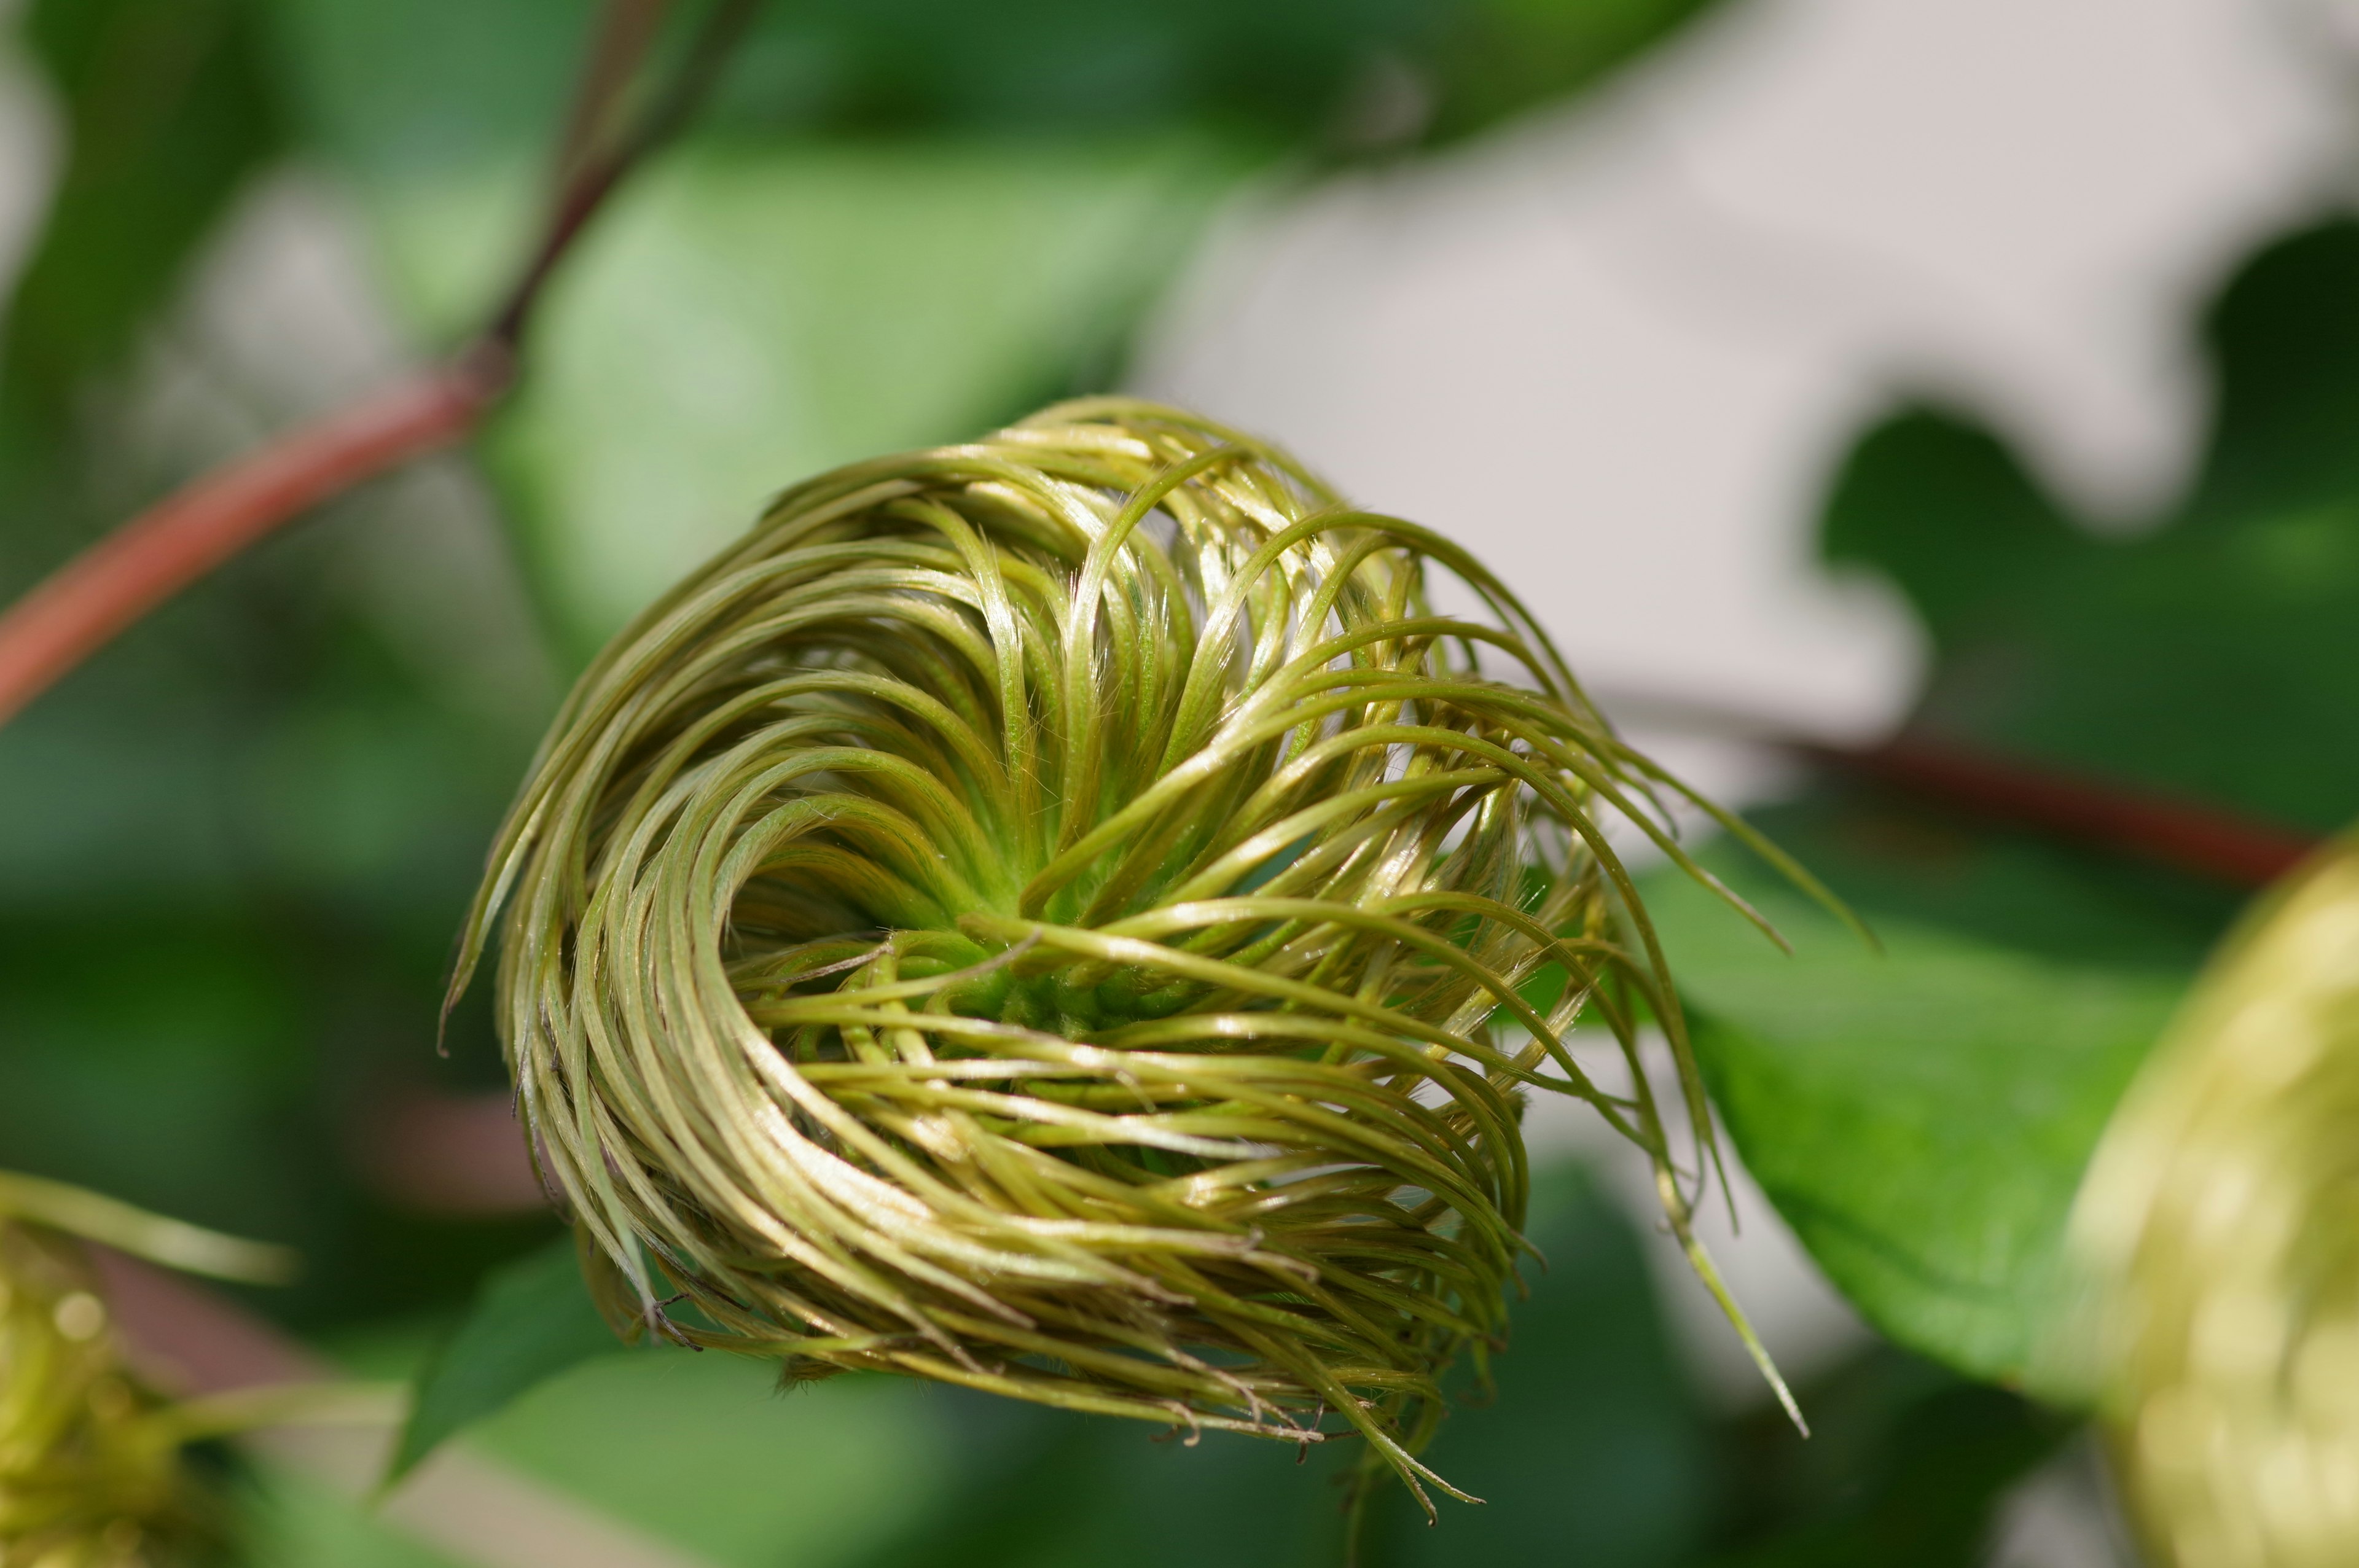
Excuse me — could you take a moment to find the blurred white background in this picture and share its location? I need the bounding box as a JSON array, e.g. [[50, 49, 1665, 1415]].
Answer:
[[1140, 0, 2355, 796]]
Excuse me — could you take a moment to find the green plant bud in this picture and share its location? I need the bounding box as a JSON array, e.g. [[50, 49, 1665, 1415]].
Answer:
[[2076, 838, 2359, 1566], [455, 399, 1798, 1513]]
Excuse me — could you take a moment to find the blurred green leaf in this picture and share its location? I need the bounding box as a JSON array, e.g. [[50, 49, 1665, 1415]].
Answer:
[[1682, 215, 2359, 1395], [1648, 821, 2183, 1395], [1826, 222, 2359, 835], [258, 0, 1732, 645], [488, 134, 1251, 643], [238, 1459, 471, 1568], [4, 0, 283, 415], [258, 0, 576, 337], [388, 1233, 622, 1485], [466, 1341, 961, 1568], [668, 0, 1723, 151], [1697, 1346, 2066, 1567], [2187, 220, 2359, 523], [1422, 0, 1720, 143]]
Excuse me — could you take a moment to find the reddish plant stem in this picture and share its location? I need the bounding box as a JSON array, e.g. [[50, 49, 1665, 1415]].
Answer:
[[1604, 687, 2323, 889], [1809, 733, 2321, 889], [0, 351, 509, 729]]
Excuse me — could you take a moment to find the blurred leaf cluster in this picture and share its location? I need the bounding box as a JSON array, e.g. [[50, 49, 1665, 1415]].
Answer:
[[1652, 218, 2359, 1397]]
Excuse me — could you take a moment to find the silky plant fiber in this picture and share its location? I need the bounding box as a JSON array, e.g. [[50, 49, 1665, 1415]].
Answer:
[[0, 1174, 294, 1567], [2075, 837, 2359, 1567], [453, 399, 1817, 1512]]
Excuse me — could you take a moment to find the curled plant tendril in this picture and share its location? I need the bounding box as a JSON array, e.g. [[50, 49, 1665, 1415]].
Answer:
[[454, 399, 1812, 1511], [2075, 838, 2359, 1568], [0, 1174, 294, 1567]]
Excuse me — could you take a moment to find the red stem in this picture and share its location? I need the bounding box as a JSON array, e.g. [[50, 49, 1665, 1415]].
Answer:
[[0, 352, 508, 729], [0, 0, 748, 735], [1815, 733, 2321, 889]]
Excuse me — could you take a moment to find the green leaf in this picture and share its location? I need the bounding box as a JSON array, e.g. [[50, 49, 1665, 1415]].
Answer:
[[1699, 1346, 2067, 1568], [387, 1233, 622, 1485], [1699, 215, 2359, 1391], [2186, 220, 2359, 523], [1823, 222, 2359, 835], [1421, 0, 1723, 144], [487, 134, 1254, 645], [1648, 821, 2185, 1396], [5, 0, 284, 416], [259, 0, 576, 338]]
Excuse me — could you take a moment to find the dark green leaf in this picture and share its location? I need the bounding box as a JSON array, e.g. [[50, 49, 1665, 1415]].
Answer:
[[386, 1232, 622, 1484], [1825, 222, 2359, 835], [1421, 0, 1721, 144], [5, 0, 283, 415], [1820, 410, 2091, 652], [2187, 220, 2359, 523], [710, 0, 1726, 149], [486, 134, 1253, 644], [1699, 1346, 2068, 1567]]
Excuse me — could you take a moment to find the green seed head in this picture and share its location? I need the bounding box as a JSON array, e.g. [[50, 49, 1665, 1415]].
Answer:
[[0, 1223, 190, 1568], [457, 399, 1764, 1510], [0, 1175, 291, 1566], [2076, 838, 2359, 1567]]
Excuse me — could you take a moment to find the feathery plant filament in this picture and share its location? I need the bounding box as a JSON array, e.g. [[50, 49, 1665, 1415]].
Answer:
[[455, 399, 1809, 1512]]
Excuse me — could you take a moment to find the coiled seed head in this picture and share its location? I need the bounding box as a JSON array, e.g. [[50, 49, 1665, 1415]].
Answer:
[[456, 400, 1769, 1508]]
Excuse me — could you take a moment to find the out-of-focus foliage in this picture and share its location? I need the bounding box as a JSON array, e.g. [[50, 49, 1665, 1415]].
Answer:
[[493, 138, 1250, 639], [1827, 225, 2359, 833], [259, 0, 1722, 645], [2, 0, 283, 419], [1648, 833, 2184, 1394], [8, 0, 2350, 1559], [385, 1235, 614, 1486], [1656, 219, 2359, 1391], [1697, 1346, 2067, 1567]]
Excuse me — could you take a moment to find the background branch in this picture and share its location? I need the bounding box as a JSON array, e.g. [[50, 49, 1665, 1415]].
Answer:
[[1605, 689, 2322, 888]]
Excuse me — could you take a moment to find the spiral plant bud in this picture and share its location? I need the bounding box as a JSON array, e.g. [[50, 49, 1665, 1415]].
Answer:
[[2075, 838, 2359, 1567], [455, 400, 1800, 1511]]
